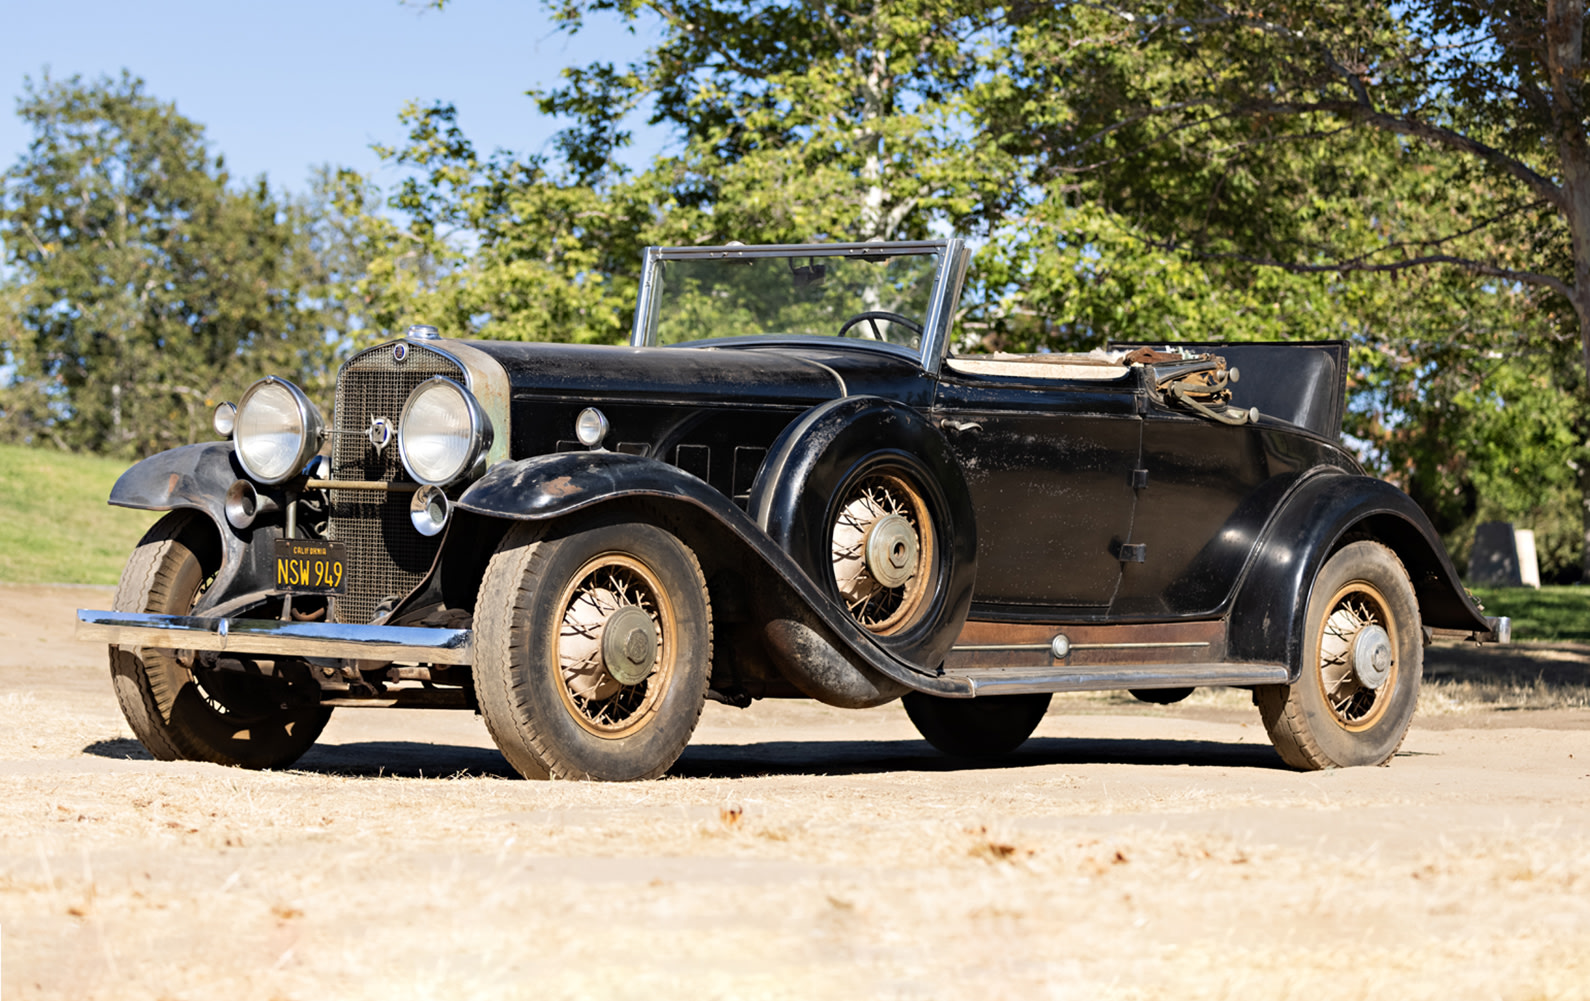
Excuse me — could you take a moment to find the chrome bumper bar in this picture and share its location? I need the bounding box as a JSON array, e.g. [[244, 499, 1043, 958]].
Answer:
[[75, 610, 473, 665], [1427, 615, 1512, 645]]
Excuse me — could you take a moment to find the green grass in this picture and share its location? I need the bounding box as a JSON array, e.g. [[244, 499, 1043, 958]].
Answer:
[[1468, 585, 1590, 643], [0, 443, 156, 586]]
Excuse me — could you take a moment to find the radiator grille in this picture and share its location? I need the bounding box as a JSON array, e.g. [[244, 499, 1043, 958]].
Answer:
[[326, 342, 464, 624]]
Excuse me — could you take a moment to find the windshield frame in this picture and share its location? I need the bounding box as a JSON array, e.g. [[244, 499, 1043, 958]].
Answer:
[[629, 240, 967, 373]]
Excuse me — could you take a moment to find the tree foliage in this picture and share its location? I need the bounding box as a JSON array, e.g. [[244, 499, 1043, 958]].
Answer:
[[0, 73, 333, 456]]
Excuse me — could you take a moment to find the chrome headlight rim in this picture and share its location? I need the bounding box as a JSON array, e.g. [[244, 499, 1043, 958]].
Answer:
[[233, 377, 324, 485], [397, 376, 493, 487]]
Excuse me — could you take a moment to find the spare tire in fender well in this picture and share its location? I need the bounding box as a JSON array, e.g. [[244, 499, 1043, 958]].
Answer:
[[748, 395, 977, 670]]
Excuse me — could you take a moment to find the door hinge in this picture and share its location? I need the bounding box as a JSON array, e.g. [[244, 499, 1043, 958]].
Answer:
[[1118, 543, 1147, 563], [1131, 468, 1149, 489]]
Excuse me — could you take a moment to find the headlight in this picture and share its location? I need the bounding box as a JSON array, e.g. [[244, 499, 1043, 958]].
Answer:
[[234, 377, 324, 484], [398, 377, 492, 486]]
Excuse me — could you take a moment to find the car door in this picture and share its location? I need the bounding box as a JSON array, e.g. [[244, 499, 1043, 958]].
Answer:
[[932, 372, 1141, 616], [1109, 413, 1322, 618]]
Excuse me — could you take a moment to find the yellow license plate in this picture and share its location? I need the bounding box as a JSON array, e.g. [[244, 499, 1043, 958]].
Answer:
[[274, 539, 348, 595]]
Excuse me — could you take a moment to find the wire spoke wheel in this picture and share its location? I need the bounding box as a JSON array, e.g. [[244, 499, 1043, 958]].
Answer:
[[554, 555, 675, 739], [1256, 540, 1422, 770], [474, 517, 712, 782], [1315, 585, 1396, 730], [830, 472, 934, 634]]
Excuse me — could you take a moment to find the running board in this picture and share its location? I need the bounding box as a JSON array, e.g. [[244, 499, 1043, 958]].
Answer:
[[948, 662, 1289, 697], [76, 609, 474, 665]]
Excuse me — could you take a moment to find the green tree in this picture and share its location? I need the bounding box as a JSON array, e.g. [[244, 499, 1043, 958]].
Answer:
[[990, 1, 1590, 573], [0, 72, 333, 456], [393, 1, 1574, 575]]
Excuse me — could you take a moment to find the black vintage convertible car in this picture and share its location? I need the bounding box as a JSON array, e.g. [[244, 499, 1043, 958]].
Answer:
[[78, 240, 1505, 780]]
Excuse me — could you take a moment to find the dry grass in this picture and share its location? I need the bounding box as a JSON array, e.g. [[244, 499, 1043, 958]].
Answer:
[[3, 586, 1587, 1000], [3, 664, 1588, 1001]]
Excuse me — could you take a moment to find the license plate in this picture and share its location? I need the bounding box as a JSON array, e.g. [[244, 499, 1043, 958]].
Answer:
[[274, 539, 348, 595]]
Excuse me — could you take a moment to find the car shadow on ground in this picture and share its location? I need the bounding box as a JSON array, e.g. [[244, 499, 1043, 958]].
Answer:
[[672, 735, 1286, 779], [84, 734, 1285, 779]]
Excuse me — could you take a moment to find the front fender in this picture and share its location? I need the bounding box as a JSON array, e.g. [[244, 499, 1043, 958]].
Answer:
[[110, 441, 242, 517], [108, 443, 280, 614], [455, 451, 969, 704], [1228, 470, 1493, 678]]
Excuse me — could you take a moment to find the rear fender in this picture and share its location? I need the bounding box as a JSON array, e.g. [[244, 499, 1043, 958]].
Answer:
[[108, 442, 279, 614], [455, 451, 969, 705], [1228, 471, 1493, 678]]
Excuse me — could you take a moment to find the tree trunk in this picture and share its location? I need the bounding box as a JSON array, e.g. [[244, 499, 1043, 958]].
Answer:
[[1544, 0, 1590, 577]]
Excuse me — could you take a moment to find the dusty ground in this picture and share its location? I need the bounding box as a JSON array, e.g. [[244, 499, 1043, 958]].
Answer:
[[1, 584, 1587, 1001]]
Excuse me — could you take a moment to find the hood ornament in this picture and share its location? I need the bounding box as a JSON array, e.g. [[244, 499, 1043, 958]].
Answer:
[[368, 416, 394, 454]]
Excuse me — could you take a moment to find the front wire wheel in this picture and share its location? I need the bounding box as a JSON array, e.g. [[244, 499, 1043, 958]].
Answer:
[[1257, 541, 1423, 769], [553, 554, 677, 738], [474, 517, 712, 781], [829, 468, 937, 636], [110, 511, 331, 768]]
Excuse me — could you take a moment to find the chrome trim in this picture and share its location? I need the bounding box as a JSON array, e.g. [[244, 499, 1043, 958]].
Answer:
[[76, 609, 473, 665], [917, 238, 967, 379], [654, 240, 951, 260], [409, 485, 451, 537], [953, 662, 1288, 696], [1490, 615, 1512, 644], [630, 245, 664, 346]]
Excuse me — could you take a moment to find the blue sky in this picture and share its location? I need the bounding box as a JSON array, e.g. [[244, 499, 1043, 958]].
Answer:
[[0, 0, 661, 195]]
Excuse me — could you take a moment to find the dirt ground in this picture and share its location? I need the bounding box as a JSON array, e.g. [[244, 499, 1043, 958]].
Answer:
[[1, 583, 1587, 1001]]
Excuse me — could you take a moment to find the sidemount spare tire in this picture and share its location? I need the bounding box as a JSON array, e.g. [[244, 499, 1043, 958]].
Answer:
[[749, 396, 976, 671]]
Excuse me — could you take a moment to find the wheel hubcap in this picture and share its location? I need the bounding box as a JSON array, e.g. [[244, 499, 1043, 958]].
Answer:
[[601, 604, 659, 686], [1350, 623, 1393, 690], [1316, 587, 1396, 728], [865, 513, 919, 588]]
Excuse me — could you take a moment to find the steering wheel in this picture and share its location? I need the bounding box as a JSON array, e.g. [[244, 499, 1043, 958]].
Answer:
[[837, 311, 924, 342]]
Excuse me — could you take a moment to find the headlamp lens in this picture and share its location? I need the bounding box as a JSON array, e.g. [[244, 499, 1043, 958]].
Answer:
[[234, 379, 319, 483], [399, 378, 489, 486]]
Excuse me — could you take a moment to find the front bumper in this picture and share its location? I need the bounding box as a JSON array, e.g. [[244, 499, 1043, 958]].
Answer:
[[76, 610, 473, 665]]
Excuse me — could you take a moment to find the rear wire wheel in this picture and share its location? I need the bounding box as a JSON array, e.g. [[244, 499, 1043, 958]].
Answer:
[[473, 517, 712, 781], [1256, 541, 1423, 769], [109, 511, 331, 768]]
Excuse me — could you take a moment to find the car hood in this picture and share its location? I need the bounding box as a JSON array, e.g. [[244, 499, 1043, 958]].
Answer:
[[456, 339, 897, 405]]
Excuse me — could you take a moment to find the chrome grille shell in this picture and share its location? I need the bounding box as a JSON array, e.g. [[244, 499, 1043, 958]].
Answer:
[[327, 342, 465, 624]]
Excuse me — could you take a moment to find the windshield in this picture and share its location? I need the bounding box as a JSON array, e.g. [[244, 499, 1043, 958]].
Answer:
[[643, 246, 943, 354]]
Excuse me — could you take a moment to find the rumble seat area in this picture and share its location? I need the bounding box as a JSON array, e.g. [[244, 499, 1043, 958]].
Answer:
[[944, 350, 1132, 382]]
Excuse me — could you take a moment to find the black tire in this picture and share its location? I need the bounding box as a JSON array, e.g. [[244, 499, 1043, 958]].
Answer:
[[473, 516, 712, 781], [1256, 541, 1423, 769], [1130, 687, 1194, 705], [903, 692, 1051, 758], [110, 511, 331, 769]]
